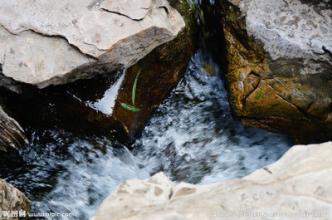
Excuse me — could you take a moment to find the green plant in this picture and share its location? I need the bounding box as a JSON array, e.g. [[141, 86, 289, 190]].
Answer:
[[120, 70, 141, 112]]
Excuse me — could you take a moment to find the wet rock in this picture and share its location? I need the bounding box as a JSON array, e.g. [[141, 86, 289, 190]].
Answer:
[[0, 178, 30, 220], [110, 0, 196, 140], [0, 106, 27, 151], [219, 0, 332, 142], [0, 0, 184, 88], [92, 142, 332, 220]]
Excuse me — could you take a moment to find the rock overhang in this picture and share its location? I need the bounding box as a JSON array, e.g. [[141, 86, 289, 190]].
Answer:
[[0, 0, 185, 87]]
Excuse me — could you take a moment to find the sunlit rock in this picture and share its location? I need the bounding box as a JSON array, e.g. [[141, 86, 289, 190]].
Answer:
[[92, 142, 332, 220], [219, 0, 332, 142], [0, 0, 195, 142], [0, 0, 185, 88]]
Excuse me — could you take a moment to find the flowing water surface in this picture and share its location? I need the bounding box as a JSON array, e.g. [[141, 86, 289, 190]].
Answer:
[[3, 50, 291, 219]]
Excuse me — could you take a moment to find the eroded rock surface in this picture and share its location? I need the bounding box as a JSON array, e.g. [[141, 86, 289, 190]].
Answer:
[[0, 106, 27, 151], [219, 0, 332, 141], [0, 0, 196, 142], [109, 0, 196, 140], [0, 0, 185, 87], [92, 142, 332, 220], [0, 178, 31, 220]]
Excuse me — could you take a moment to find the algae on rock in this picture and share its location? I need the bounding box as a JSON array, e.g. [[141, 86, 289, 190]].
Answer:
[[219, 0, 332, 142]]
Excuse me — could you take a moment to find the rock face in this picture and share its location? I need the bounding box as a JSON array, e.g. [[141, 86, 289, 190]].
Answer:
[[108, 0, 196, 140], [0, 179, 31, 220], [0, 106, 27, 151], [0, 0, 185, 88], [219, 0, 332, 142], [0, 0, 196, 142], [92, 142, 332, 220]]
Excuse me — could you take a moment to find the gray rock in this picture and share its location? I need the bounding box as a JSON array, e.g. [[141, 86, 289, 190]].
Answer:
[[240, 0, 332, 74], [92, 142, 332, 220], [0, 0, 185, 88]]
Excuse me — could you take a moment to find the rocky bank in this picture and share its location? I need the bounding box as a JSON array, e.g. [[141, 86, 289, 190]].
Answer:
[[92, 142, 332, 220], [0, 0, 331, 219], [219, 0, 332, 141]]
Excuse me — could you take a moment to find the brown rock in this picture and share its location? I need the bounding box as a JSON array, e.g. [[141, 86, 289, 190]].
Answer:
[[0, 179, 31, 220], [111, 2, 196, 139], [0, 106, 27, 151], [219, 0, 332, 142]]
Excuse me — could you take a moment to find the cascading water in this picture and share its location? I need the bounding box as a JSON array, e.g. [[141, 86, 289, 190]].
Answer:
[[1, 48, 291, 219], [132, 50, 291, 184], [0, 1, 291, 219]]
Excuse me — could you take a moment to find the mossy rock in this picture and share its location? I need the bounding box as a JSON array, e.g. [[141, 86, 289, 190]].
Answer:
[[218, 0, 332, 142]]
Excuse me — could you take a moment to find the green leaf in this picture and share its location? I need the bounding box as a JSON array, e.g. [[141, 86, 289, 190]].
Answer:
[[132, 70, 141, 105], [120, 102, 141, 112]]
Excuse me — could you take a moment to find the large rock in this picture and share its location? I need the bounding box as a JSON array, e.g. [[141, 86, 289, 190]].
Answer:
[[0, 0, 196, 142], [0, 0, 185, 88], [92, 142, 332, 220], [0, 178, 31, 220], [107, 0, 196, 140], [0, 106, 27, 151], [219, 0, 332, 142]]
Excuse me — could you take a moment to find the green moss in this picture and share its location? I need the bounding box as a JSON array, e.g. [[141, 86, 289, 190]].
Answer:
[[255, 88, 264, 100]]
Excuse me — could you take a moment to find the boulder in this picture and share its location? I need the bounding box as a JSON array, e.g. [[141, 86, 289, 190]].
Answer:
[[92, 142, 332, 220], [107, 0, 196, 140], [0, 0, 185, 88], [0, 178, 31, 220], [219, 0, 332, 142], [0, 106, 27, 151], [0, 0, 196, 142]]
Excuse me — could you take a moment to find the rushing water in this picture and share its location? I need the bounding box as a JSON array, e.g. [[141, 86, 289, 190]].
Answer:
[[2, 50, 291, 219]]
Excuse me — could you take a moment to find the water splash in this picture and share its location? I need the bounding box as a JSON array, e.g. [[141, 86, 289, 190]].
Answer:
[[3, 50, 290, 219], [88, 70, 126, 115], [133, 50, 291, 184]]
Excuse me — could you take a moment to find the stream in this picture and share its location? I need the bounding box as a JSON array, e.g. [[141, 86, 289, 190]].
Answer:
[[1, 48, 291, 219]]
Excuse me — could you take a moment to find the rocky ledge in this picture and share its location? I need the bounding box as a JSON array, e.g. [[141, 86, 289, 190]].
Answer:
[[219, 0, 332, 142], [0, 0, 184, 88], [92, 142, 332, 220]]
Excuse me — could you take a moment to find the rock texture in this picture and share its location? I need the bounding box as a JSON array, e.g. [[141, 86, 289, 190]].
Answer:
[[0, 0, 196, 142], [0, 0, 185, 88], [219, 0, 332, 142], [0, 106, 27, 151], [109, 0, 196, 140], [92, 142, 332, 220], [0, 179, 31, 220]]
